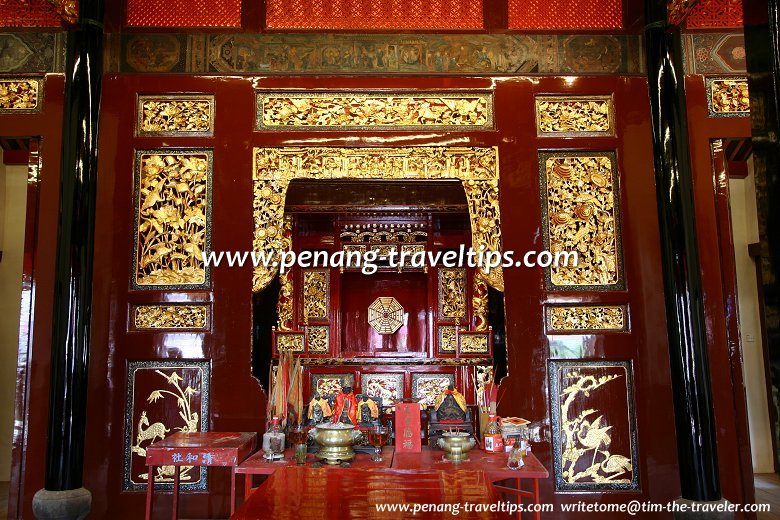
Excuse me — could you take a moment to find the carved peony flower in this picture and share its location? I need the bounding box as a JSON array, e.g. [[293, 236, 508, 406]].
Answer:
[[574, 203, 595, 220], [551, 212, 572, 226], [590, 173, 608, 188], [553, 162, 573, 179]]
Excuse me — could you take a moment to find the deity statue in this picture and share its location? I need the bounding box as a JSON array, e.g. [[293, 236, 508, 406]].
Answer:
[[307, 391, 333, 425], [356, 394, 380, 427], [331, 386, 358, 426], [434, 385, 468, 421]]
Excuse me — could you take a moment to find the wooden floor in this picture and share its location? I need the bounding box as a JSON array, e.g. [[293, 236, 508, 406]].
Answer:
[[756, 473, 780, 519]]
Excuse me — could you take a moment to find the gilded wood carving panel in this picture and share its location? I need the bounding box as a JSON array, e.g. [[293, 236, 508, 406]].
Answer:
[[123, 360, 210, 491], [547, 305, 628, 333], [132, 304, 210, 330], [257, 92, 493, 130], [535, 96, 614, 136], [253, 146, 503, 293], [438, 268, 467, 320], [412, 373, 455, 407], [137, 95, 215, 136], [307, 326, 329, 354], [549, 360, 638, 491], [276, 332, 305, 353], [0, 77, 40, 112], [133, 150, 212, 289], [540, 152, 624, 290], [302, 269, 329, 322], [311, 373, 355, 397], [360, 373, 404, 406], [438, 325, 458, 354], [707, 77, 750, 117]]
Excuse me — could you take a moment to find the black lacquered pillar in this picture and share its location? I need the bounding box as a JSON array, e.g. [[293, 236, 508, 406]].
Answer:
[[743, 0, 780, 417], [644, 1, 722, 502], [33, 1, 104, 517]]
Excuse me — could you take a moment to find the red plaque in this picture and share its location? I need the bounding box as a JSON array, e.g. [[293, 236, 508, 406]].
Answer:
[[394, 403, 421, 453]]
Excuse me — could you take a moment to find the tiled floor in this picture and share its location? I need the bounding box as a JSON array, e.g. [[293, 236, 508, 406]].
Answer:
[[756, 473, 780, 519]]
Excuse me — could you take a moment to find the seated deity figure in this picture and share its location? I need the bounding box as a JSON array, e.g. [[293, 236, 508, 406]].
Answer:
[[331, 386, 358, 426], [356, 394, 380, 427], [307, 391, 333, 425], [434, 384, 468, 421]]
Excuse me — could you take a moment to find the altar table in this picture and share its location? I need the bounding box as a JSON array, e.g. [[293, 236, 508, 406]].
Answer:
[[231, 466, 512, 519], [145, 432, 257, 520], [392, 447, 548, 520]]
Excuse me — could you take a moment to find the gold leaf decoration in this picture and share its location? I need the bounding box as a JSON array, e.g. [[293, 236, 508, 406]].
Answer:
[[439, 268, 467, 320], [46, 0, 78, 24], [257, 92, 493, 130], [138, 95, 214, 136], [472, 273, 488, 331], [459, 332, 489, 354], [277, 216, 294, 331], [542, 153, 622, 289], [307, 326, 329, 353], [252, 147, 503, 293], [536, 96, 614, 136], [303, 269, 329, 322], [134, 151, 211, 288], [0, 78, 39, 111], [708, 77, 750, 116], [548, 305, 627, 332], [556, 365, 635, 487], [277, 333, 305, 353], [438, 325, 458, 354], [133, 305, 209, 330]]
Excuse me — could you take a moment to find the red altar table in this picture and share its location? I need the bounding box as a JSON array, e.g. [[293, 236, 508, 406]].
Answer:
[[145, 432, 257, 520], [231, 466, 512, 519], [392, 447, 548, 520]]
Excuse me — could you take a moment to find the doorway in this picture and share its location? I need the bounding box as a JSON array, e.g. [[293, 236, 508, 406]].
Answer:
[[0, 138, 39, 519]]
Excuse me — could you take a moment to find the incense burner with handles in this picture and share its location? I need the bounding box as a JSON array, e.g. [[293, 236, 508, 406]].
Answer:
[[309, 423, 362, 464], [437, 431, 476, 463]]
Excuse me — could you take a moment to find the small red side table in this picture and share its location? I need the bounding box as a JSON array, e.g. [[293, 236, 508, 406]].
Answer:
[[145, 432, 257, 520]]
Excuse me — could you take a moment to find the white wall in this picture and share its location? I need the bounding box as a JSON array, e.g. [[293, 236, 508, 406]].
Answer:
[[730, 160, 774, 473], [0, 159, 28, 481]]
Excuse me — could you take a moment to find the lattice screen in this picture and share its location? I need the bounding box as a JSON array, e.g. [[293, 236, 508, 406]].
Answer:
[[686, 0, 743, 29], [126, 0, 241, 27], [0, 0, 62, 27], [508, 0, 623, 29], [265, 0, 484, 30]]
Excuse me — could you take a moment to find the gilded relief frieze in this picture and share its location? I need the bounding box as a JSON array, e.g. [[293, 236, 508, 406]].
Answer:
[[133, 150, 212, 289], [276, 332, 305, 353], [252, 146, 503, 293], [277, 216, 294, 331], [132, 304, 209, 330], [535, 96, 614, 136], [540, 152, 623, 290], [547, 305, 628, 333], [0, 78, 41, 112], [302, 269, 329, 322], [307, 326, 329, 354], [459, 332, 490, 354], [137, 95, 215, 136], [549, 360, 638, 491], [412, 373, 455, 407], [438, 325, 458, 354], [257, 92, 493, 130], [707, 77, 750, 117], [438, 268, 467, 320]]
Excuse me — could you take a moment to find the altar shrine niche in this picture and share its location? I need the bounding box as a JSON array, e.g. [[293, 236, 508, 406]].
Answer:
[[252, 179, 504, 424]]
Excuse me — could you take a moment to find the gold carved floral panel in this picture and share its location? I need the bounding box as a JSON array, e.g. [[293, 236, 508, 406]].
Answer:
[[0, 78, 41, 112], [360, 373, 404, 406], [412, 373, 455, 408], [459, 331, 490, 354], [132, 304, 210, 331], [133, 150, 212, 290], [707, 77, 750, 117], [276, 332, 305, 353], [253, 146, 502, 293], [123, 360, 210, 491], [540, 152, 624, 290], [302, 269, 329, 322], [549, 360, 638, 491], [137, 95, 215, 136], [277, 216, 295, 331], [438, 268, 467, 320], [535, 96, 614, 136], [547, 305, 628, 333], [438, 325, 458, 354], [307, 326, 329, 354], [256, 92, 493, 130], [312, 373, 355, 397]]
